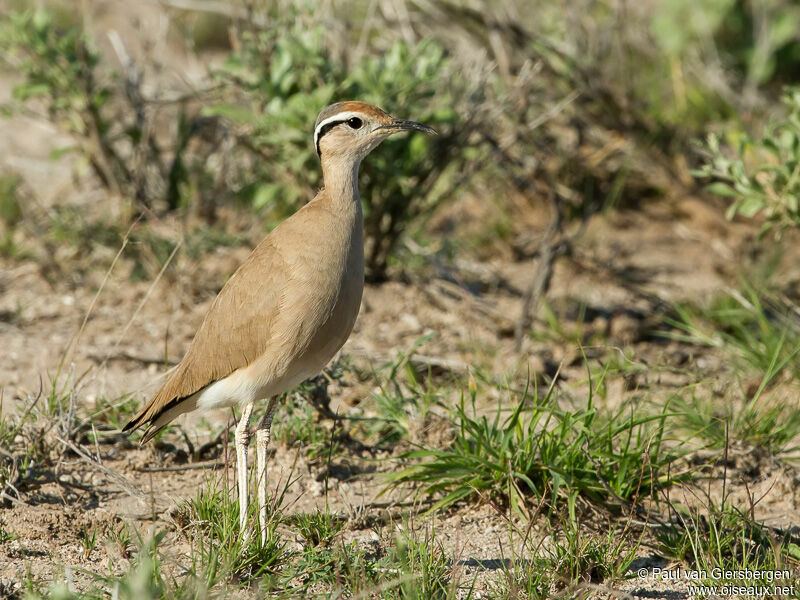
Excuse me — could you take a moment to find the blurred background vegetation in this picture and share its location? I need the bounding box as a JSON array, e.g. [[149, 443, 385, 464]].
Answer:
[[1, 0, 799, 281]]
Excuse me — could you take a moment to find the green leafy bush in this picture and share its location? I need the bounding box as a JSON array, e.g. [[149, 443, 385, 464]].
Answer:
[[696, 87, 800, 231], [207, 23, 475, 279], [2, 10, 105, 131], [0, 9, 227, 218], [1, 8, 481, 277]]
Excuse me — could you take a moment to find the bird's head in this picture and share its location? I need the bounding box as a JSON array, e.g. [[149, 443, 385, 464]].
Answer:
[[314, 101, 436, 165]]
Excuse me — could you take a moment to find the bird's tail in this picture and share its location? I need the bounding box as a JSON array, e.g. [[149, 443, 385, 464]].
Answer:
[[122, 389, 199, 444]]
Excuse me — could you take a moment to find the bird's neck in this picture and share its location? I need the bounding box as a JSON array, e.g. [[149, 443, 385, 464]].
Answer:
[[321, 157, 361, 211]]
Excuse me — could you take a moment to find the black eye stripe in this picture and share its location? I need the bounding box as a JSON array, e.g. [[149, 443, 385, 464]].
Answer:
[[315, 117, 365, 155], [315, 119, 346, 156]]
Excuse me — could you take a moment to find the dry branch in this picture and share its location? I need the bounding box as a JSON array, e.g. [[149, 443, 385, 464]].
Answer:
[[56, 436, 147, 501], [514, 188, 566, 351]]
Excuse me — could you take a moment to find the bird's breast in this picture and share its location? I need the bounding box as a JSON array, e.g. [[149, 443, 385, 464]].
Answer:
[[242, 200, 364, 399], [300, 208, 364, 365]]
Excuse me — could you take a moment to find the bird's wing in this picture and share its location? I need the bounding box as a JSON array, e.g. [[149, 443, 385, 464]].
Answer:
[[123, 236, 287, 437]]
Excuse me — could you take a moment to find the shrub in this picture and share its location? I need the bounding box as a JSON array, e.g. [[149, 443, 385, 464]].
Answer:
[[208, 22, 478, 279], [696, 87, 800, 232], [0, 9, 229, 219]]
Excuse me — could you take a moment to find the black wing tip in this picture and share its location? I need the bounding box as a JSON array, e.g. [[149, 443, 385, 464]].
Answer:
[[139, 425, 161, 445], [120, 418, 153, 446], [121, 415, 149, 442], [123, 390, 195, 444]]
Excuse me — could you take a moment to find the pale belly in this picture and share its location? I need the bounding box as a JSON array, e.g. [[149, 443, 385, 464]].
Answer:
[[194, 264, 363, 411]]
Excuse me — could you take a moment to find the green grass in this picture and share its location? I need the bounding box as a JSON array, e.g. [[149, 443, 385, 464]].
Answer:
[[668, 284, 800, 380], [289, 538, 380, 595], [544, 520, 637, 586], [164, 476, 463, 598], [78, 525, 98, 561], [286, 520, 462, 599], [388, 525, 457, 600], [8, 333, 798, 600], [368, 340, 450, 446], [658, 500, 800, 586], [103, 523, 133, 561], [0, 385, 65, 506], [0, 521, 16, 544], [667, 284, 800, 453], [23, 530, 219, 599], [531, 302, 608, 347], [495, 516, 639, 599], [176, 477, 289, 582], [383, 374, 688, 516], [267, 363, 355, 461], [87, 395, 141, 433], [291, 507, 345, 548], [271, 394, 340, 461], [674, 384, 800, 455]]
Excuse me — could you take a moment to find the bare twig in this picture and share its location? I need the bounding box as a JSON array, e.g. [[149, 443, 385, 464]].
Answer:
[[87, 351, 178, 366], [136, 461, 227, 473], [57, 221, 137, 379], [56, 436, 147, 501], [0, 492, 29, 507], [515, 180, 565, 351], [154, 0, 266, 24]]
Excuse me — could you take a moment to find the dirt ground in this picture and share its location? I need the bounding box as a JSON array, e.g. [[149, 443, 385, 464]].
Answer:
[[4, 148, 799, 597], [2, 3, 800, 598]]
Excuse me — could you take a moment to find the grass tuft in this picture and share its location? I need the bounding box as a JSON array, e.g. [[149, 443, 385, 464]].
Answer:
[[389, 525, 455, 600], [668, 284, 800, 380], [495, 513, 639, 599], [669, 284, 800, 454], [176, 476, 290, 582], [291, 507, 344, 548], [0, 521, 16, 544], [384, 376, 687, 515], [658, 501, 800, 585]]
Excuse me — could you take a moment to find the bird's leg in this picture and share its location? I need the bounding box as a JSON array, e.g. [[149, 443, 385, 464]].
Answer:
[[235, 401, 254, 534], [255, 396, 279, 545]]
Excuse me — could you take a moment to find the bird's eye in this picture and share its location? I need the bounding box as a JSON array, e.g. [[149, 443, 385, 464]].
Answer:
[[347, 117, 363, 129]]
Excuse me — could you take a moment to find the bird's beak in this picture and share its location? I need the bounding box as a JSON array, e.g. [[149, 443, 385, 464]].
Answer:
[[378, 118, 437, 136]]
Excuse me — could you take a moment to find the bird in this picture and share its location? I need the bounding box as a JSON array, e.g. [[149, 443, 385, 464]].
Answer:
[[122, 101, 435, 542]]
